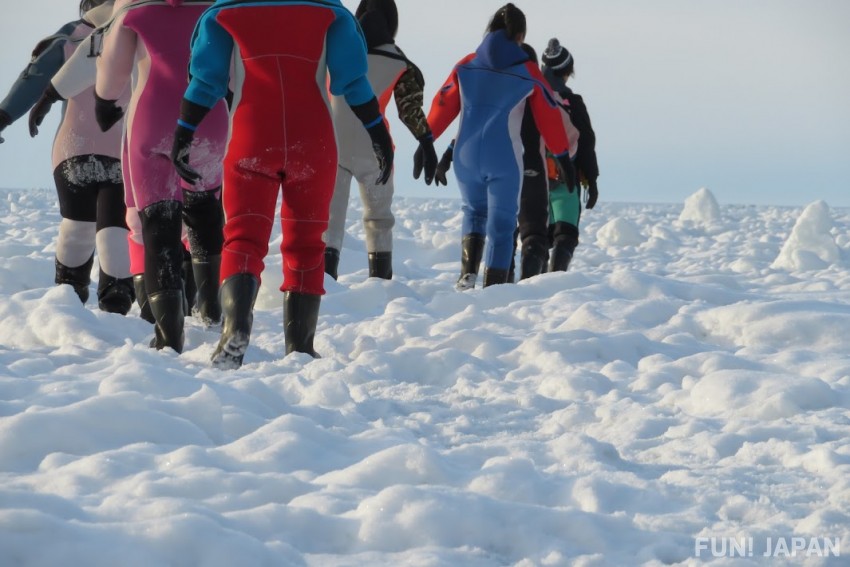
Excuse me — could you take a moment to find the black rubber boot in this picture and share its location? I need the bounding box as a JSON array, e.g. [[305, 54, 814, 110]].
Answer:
[[519, 236, 548, 280], [456, 233, 485, 291], [284, 292, 321, 358], [133, 274, 155, 323], [549, 222, 579, 272], [549, 241, 574, 272], [211, 273, 259, 369], [182, 250, 196, 315], [181, 188, 223, 314], [191, 255, 221, 325], [55, 255, 94, 303], [507, 226, 519, 283], [483, 267, 510, 287], [368, 251, 392, 280], [97, 269, 134, 315], [324, 247, 340, 280], [148, 290, 185, 353]]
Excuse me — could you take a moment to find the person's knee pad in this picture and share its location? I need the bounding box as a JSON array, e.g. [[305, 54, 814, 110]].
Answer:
[[56, 219, 96, 267], [96, 227, 131, 278]]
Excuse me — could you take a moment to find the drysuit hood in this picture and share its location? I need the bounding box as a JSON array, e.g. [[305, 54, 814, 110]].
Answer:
[[83, 0, 114, 27], [475, 30, 529, 70], [356, 0, 398, 48]]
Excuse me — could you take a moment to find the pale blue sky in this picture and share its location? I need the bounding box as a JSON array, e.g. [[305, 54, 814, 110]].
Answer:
[[1, 0, 848, 206]]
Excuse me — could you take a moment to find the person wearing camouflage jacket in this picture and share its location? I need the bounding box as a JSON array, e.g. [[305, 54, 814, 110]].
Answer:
[[323, 0, 436, 281]]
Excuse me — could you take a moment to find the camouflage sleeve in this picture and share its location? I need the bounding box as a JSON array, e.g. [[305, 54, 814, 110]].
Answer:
[[393, 65, 431, 140]]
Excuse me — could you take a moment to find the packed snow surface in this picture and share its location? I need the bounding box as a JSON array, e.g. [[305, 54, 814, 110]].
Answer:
[[1, 187, 849, 566]]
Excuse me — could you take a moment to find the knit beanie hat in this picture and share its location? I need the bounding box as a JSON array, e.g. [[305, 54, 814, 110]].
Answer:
[[541, 38, 573, 72]]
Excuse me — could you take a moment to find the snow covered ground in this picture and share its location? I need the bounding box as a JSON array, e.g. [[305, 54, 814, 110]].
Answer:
[[1, 187, 849, 566]]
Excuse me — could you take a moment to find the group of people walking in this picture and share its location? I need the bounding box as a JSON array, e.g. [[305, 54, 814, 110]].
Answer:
[[0, 0, 598, 367]]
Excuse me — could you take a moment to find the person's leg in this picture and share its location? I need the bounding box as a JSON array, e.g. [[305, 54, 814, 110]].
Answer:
[[212, 164, 280, 368], [455, 170, 488, 290], [53, 157, 99, 303], [482, 170, 523, 286], [356, 164, 395, 279], [322, 165, 353, 280], [548, 182, 582, 271], [120, 138, 152, 321], [93, 156, 133, 315], [278, 154, 337, 357], [517, 155, 550, 280], [127, 208, 153, 322], [140, 200, 185, 352], [182, 187, 225, 324]]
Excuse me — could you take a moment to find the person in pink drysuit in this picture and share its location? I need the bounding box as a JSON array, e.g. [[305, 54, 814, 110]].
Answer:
[[93, 0, 229, 353]]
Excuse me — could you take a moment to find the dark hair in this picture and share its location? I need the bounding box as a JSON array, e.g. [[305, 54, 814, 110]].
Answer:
[[486, 3, 526, 41], [79, 0, 108, 17], [355, 0, 399, 39]]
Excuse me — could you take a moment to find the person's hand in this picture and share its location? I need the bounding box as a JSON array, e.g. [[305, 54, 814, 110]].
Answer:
[[349, 97, 394, 185], [556, 153, 578, 193], [366, 120, 394, 185], [586, 179, 599, 209], [171, 125, 201, 185], [94, 92, 124, 132], [28, 85, 63, 138], [0, 109, 12, 143], [413, 134, 438, 185], [434, 144, 454, 186]]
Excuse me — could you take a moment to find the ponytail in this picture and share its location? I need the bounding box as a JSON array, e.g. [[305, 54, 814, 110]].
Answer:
[[486, 3, 527, 41]]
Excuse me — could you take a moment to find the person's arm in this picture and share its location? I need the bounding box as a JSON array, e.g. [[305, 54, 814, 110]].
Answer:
[[525, 63, 569, 156], [326, 11, 373, 106], [525, 63, 578, 192], [96, 7, 135, 103], [327, 11, 393, 185], [393, 63, 430, 140], [425, 55, 472, 141], [171, 10, 234, 184], [393, 56, 438, 184], [51, 32, 99, 100], [92, 4, 136, 132], [568, 93, 599, 182], [0, 29, 70, 125]]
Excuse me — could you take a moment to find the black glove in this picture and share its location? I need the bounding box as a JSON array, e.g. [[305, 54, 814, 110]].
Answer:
[[556, 152, 578, 193], [413, 134, 438, 185], [367, 120, 394, 185], [94, 92, 124, 132], [0, 109, 11, 143], [350, 97, 394, 185], [171, 125, 201, 185], [28, 84, 63, 138], [434, 143, 454, 186], [585, 179, 599, 210], [171, 98, 212, 185]]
